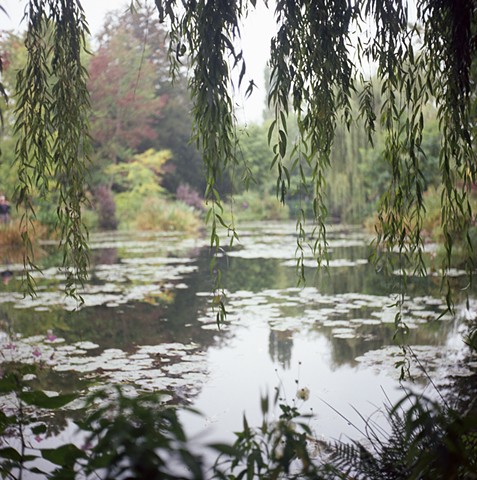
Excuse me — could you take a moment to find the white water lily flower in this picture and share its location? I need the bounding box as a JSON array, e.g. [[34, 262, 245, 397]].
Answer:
[[296, 387, 310, 401]]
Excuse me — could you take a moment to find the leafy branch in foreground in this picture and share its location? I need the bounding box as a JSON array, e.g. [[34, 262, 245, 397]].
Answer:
[[328, 393, 477, 480], [13, 0, 91, 300], [1, 366, 476, 480]]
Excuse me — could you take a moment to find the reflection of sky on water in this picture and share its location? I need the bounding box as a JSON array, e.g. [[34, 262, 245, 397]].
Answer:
[[185, 320, 405, 444], [0, 222, 475, 445], [188, 289, 470, 444]]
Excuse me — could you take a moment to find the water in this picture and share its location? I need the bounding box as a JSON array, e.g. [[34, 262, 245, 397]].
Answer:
[[0, 222, 473, 448]]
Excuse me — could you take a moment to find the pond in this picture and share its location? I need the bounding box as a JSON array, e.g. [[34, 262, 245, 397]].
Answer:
[[0, 222, 475, 450]]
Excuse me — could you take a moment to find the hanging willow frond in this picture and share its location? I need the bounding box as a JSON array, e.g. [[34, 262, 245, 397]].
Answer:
[[14, 0, 91, 300], [9, 0, 477, 303], [155, 0, 476, 299]]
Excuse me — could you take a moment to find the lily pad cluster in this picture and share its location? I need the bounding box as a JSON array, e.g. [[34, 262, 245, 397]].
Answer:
[[0, 331, 208, 403]]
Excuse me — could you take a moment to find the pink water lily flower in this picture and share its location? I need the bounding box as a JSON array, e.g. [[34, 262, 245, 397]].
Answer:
[[46, 330, 57, 342]]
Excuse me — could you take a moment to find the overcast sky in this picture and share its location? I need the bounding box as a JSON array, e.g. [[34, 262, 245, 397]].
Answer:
[[0, 0, 276, 123]]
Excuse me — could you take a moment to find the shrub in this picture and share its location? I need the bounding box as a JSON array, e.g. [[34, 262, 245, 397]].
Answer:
[[94, 185, 119, 231], [0, 219, 24, 247], [226, 191, 290, 222], [328, 393, 477, 480], [421, 186, 477, 269], [131, 196, 202, 233], [79, 388, 205, 480], [0, 219, 48, 251], [176, 183, 205, 211]]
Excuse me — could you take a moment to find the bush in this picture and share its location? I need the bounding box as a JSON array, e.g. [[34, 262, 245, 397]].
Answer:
[[94, 185, 118, 231], [328, 393, 477, 480], [124, 195, 202, 233], [226, 191, 290, 222], [0, 219, 24, 247], [421, 186, 477, 269], [80, 206, 99, 231], [79, 388, 205, 480], [0, 219, 48, 251], [176, 183, 205, 211]]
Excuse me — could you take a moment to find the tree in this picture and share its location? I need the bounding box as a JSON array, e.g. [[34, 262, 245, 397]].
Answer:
[[88, 16, 165, 168], [90, 5, 209, 200], [2, 0, 476, 302], [0, 32, 26, 200]]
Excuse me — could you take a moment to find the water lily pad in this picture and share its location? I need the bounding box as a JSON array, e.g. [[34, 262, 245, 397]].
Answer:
[[73, 341, 99, 350]]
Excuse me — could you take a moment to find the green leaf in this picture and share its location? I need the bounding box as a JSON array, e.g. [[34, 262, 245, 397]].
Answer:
[[278, 129, 287, 158], [19, 391, 77, 409], [28, 467, 49, 475], [31, 423, 48, 435], [0, 410, 15, 433], [0, 447, 37, 462], [86, 451, 115, 469], [0, 374, 19, 394], [267, 119, 276, 145], [210, 443, 240, 456], [41, 444, 86, 466], [0, 447, 22, 462]]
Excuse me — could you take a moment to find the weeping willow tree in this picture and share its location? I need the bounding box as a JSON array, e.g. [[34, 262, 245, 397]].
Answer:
[[158, 0, 477, 314], [1, 0, 476, 306]]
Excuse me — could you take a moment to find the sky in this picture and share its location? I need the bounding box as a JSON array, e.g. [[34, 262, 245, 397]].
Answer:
[[0, 0, 277, 124]]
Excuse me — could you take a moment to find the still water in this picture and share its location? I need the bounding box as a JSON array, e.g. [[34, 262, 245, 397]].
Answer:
[[0, 222, 474, 446]]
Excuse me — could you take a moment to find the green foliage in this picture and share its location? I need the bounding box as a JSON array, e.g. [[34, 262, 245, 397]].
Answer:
[[0, 363, 81, 480], [107, 148, 170, 196], [102, 148, 201, 232], [235, 124, 278, 196], [328, 393, 477, 480], [419, 186, 477, 270], [78, 388, 205, 480], [132, 197, 202, 232], [13, 1, 91, 299], [212, 391, 319, 479], [88, 15, 164, 169], [157, 0, 245, 294], [0, 370, 206, 479], [227, 191, 290, 222]]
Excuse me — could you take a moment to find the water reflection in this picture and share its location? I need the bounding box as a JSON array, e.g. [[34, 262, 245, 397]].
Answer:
[[269, 329, 293, 368], [0, 222, 474, 443]]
